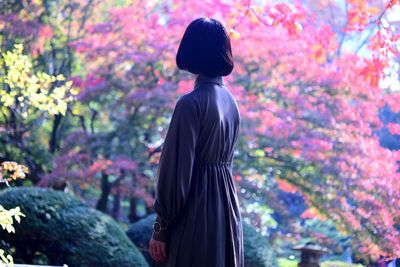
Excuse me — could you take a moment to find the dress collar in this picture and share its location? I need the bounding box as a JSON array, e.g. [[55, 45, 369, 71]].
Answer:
[[194, 75, 224, 89]]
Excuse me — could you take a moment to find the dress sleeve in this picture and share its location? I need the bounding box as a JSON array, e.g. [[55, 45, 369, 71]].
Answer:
[[152, 95, 200, 242]]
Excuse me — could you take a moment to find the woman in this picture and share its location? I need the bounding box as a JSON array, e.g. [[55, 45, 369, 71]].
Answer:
[[149, 17, 243, 267]]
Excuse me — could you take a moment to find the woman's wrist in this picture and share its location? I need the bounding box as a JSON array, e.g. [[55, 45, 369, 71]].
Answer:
[[152, 221, 167, 234], [151, 227, 169, 242], [152, 216, 170, 242], [155, 214, 169, 227]]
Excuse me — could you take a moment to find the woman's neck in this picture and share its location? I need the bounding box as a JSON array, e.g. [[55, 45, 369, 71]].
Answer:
[[195, 74, 224, 87]]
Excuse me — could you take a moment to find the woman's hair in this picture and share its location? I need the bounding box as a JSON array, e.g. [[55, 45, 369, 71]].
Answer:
[[176, 17, 234, 78]]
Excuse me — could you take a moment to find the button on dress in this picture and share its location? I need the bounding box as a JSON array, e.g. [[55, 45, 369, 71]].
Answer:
[[152, 74, 243, 267]]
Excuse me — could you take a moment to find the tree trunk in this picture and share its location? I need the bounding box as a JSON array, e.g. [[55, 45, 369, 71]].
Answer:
[[111, 181, 121, 220], [128, 197, 140, 223], [49, 114, 62, 154], [96, 172, 110, 213]]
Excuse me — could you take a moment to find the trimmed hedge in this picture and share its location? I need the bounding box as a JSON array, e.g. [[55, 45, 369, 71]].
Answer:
[[127, 213, 277, 267], [0, 187, 148, 267]]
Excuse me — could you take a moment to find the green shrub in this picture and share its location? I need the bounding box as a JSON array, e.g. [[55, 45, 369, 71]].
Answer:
[[243, 222, 277, 267], [0, 187, 148, 267], [321, 261, 364, 267], [127, 213, 277, 267], [277, 258, 298, 267], [126, 213, 156, 263], [277, 258, 364, 267]]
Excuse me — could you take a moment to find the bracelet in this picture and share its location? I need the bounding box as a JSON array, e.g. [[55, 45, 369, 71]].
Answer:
[[152, 221, 167, 234]]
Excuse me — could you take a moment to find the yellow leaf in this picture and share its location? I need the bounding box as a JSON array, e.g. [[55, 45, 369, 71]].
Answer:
[[14, 44, 23, 53], [65, 80, 73, 87], [248, 10, 260, 25], [56, 74, 65, 81], [70, 87, 80, 95], [72, 102, 84, 115], [229, 29, 241, 40], [367, 6, 380, 16]]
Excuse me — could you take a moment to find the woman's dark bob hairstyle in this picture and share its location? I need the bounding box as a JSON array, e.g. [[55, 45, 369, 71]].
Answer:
[[176, 17, 234, 78]]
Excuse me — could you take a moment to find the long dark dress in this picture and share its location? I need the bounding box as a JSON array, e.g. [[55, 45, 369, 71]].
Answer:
[[152, 74, 243, 267]]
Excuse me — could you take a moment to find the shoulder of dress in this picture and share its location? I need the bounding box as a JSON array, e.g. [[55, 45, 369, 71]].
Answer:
[[178, 89, 201, 104], [180, 93, 203, 121], [176, 91, 201, 115]]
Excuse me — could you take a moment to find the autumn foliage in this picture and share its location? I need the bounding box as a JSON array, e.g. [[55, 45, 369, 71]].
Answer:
[[1, 0, 400, 259]]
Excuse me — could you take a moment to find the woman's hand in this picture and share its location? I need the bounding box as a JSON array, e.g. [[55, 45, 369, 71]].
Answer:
[[149, 238, 167, 263]]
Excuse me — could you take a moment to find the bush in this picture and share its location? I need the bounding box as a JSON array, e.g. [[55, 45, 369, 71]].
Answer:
[[321, 261, 364, 267], [243, 222, 277, 267], [127, 213, 277, 267], [0, 187, 148, 267], [277, 258, 298, 267], [126, 213, 156, 263], [277, 258, 364, 267]]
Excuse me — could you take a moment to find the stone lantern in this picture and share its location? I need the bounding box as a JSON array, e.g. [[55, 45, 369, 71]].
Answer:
[[292, 242, 329, 267]]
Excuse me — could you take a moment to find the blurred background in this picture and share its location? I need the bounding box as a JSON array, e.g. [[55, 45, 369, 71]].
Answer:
[[0, 0, 400, 266]]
